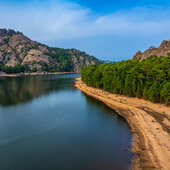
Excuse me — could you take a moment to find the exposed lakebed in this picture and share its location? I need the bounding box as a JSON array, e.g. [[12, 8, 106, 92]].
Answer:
[[0, 74, 133, 170]]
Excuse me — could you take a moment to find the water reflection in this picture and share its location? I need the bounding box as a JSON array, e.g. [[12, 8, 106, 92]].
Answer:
[[83, 94, 129, 125], [0, 74, 133, 170], [0, 74, 79, 106]]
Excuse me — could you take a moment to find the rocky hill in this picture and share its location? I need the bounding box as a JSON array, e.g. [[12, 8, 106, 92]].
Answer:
[[0, 29, 101, 73], [133, 39, 170, 60]]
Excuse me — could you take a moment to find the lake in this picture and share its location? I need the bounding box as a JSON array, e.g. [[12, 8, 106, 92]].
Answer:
[[0, 74, 133, 170]]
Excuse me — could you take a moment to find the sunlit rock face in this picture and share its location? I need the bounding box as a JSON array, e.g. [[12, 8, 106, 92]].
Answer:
[[133, 40, 170, 60], [0, 29, 101, 72]]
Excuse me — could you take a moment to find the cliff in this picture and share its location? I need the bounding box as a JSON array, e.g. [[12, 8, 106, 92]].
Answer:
[[133, 39, 170, 60], [0, 29, 101, 73]]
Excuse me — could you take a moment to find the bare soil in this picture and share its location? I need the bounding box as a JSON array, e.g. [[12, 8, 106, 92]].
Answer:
[[75, 78, 170, 170]]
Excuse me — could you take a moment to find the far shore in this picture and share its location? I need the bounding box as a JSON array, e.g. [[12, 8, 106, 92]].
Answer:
[[75, 78, 170, 170], [0, 72, 79, 77]]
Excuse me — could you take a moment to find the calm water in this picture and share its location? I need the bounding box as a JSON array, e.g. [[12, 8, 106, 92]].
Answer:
[[0, 74, 133, 170]]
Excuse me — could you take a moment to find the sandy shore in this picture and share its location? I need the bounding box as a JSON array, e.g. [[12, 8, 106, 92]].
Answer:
[[0, 72, 78, 77], [75, 78, 170, 170]]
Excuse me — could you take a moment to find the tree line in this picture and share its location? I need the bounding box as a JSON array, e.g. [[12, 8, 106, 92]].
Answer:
[[0, 64, 37, 74], [81, 56, 170, 105]]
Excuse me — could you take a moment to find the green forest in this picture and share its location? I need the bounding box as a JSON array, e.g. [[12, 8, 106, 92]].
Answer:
[[0, 64, 37, 74], [81, 56, 170, 105], [44, 47, 74, 72]]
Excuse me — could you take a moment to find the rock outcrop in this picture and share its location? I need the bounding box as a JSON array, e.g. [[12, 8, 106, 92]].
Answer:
[[133, 40, 170, 60], [0, 29, 101, 72]]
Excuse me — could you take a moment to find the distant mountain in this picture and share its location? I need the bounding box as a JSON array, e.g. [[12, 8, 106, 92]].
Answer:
[[133, 39, 170, 60], [0, 29, 101, 73], [102, 60, 113, 63]]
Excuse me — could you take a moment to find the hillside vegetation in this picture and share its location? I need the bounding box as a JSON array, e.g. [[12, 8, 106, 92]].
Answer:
[[0, 29, 101, 73], [81, 56, 170, 105]]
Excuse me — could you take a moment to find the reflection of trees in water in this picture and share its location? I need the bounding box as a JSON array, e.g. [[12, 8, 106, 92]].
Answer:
[[82, 92, 129, 126], [0, 76, 75, 106]]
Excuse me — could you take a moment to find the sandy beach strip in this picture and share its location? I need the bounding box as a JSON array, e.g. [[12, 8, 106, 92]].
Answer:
[[75, 78, 170, 170], [0, 72, 79, 77]]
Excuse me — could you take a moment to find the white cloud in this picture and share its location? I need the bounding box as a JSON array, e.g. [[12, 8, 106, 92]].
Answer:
[[94, 9, 170, 36], [0, 1, 170, 42]]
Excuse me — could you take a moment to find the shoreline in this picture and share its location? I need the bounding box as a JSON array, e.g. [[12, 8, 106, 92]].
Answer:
[[75, 78, 170, 170], [0, 72, 79, 77]]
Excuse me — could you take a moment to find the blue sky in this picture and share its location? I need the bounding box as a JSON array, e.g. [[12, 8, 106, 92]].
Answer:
[[1, 0, 170, 61]]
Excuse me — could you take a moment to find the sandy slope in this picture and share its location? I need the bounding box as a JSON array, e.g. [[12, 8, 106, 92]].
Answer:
[[75, 78, 170, 170], [0, 72, 77, 77]]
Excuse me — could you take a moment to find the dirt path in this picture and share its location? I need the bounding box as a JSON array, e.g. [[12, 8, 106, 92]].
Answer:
[[75, 78, 170, 170]]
